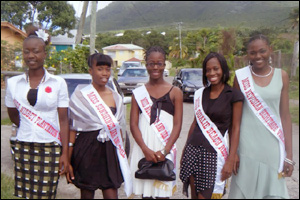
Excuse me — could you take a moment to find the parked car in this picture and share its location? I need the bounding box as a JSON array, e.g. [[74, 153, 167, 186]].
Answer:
[[117, 67, 149, 95], [163, 69, 169, 77], [117, 61, 143, 76], [172, 68, 204, 101], [10, 74, 131, 158]]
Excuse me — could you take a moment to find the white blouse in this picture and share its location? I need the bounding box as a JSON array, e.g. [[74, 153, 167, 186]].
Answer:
[[5, 69, 69, 143]]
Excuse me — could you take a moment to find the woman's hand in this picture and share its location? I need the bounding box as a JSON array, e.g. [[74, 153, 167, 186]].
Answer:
[[221, 159, 234, 181], [66, 164, 75, 184], [59, 153, 69, 175], [155, 150, 166, 162], [233, 154, 240, 175], [282, 161, 294, 177], [142, 147, 158, 163]]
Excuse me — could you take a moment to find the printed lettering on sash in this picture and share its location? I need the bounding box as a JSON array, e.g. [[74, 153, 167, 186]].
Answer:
[[13, 99, 61, 145], [194, 88, 228, 196], [236, 66, 286, 173], [81, 84, 132, 197]]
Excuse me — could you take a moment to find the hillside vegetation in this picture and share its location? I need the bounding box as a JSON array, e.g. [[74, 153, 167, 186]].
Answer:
[[83, 1, 298, 33]]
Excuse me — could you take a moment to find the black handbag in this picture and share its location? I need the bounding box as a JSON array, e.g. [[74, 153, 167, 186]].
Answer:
[[135, 157, 176, 181]]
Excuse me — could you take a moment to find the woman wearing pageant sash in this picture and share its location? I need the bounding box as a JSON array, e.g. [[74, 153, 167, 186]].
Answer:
[[179, 52, 244, 199], [130, 46, 183, 199], [229, 34, 294, 199], [5, 26, 70, 199], [66, 53, 131, 199]]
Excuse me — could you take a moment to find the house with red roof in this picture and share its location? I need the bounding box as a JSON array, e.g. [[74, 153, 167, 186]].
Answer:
[[102, 44, 144, 67]]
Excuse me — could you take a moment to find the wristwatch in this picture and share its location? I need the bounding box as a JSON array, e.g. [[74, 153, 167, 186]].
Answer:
[[160, 149, 169, 156]]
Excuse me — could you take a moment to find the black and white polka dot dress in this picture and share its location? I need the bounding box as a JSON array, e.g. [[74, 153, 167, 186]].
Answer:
[[179, 85, 244, 198], [179, 144, 217, 198]]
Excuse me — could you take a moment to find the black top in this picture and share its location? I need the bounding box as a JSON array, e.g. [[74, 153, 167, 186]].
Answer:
[[138, 86, 175, 125], [187, 84, 244, 152]]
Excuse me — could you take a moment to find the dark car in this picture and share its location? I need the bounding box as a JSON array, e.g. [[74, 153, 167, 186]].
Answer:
[[11, 74, 131, 158], [117, 67, 149, 95], [172, 68, 204, 101]]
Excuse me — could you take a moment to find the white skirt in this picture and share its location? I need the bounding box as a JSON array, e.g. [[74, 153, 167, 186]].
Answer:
[[130, 110, 177, 198]]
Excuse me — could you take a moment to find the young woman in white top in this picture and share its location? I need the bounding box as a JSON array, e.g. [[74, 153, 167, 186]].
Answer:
[[5, 26, 69, 199]]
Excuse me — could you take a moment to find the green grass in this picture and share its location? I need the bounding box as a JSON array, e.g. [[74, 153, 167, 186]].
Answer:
[[1, 118, 12, 126], [290, 105, 299, 125], [1, 173, 20, 199], [289, 78, 299, 100]]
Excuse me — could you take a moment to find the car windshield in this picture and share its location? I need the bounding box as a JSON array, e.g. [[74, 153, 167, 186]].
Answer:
[[122, 69, 148, 77], [182, 71, 202, 81], [121, 62, 141, 70], [64, 79, 91, 97]]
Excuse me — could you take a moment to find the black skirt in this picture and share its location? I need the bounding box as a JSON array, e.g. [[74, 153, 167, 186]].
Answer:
[[71, 130, 124, 191]]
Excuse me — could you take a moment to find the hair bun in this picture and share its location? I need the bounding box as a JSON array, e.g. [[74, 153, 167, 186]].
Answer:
[[25, 25, 51, 45]]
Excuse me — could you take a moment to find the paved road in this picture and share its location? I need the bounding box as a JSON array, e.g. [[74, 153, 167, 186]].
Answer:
[[1, 77, 299, 199]]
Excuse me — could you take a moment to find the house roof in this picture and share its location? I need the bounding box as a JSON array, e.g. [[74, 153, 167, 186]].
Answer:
[[103, 44, 144, 51], [126, 57, 142, 62], [51, 29, 77, 45], [1, 21, 27, 38]]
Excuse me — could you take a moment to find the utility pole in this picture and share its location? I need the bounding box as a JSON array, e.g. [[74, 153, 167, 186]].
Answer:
[[178, 22, 183, 59], [90, 1, 98, 55], [291, 40, 299, 78], [75, 1, 89, 45]]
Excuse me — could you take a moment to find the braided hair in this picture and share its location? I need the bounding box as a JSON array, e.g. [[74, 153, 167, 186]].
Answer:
[[247, 34, 270, 49], [144, 46, 166, 61]]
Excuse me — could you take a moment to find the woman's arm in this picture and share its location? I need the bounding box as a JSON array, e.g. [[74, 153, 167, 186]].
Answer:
[[280, 70, 293, 177], [7, 107, 20, 127], [66, 129, 76, 183], [57, 107, 69, 175], [221, 100, 243, 181], [158, 87, 183, 159]]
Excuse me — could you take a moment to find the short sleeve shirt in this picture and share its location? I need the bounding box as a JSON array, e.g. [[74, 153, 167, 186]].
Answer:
[[5, 69, 69, 143], [187, 84, 244, 152]]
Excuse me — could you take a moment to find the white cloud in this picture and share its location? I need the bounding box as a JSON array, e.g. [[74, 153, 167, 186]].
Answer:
[[68, 1, 112, 17]]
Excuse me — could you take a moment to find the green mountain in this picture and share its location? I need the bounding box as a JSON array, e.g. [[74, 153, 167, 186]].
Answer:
[[83, 1, 298, 33]]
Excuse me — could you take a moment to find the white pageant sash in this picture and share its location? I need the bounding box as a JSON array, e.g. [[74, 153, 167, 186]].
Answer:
[[133, 85, 177, 173], [236, 66, 285, 173], [194, 88, 229, 197], [81, 84, 132, 197], [13, 99, 61, 145]]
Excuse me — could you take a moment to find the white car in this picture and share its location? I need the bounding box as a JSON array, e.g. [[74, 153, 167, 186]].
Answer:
[[164, 69, 170, 77]]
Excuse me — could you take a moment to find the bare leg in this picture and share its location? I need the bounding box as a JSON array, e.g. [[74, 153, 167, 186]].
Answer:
[[102, 188, 118, 199], [80, 189, 95, 199], [189, 175, 197, 199], [197, 192, 205, 199]]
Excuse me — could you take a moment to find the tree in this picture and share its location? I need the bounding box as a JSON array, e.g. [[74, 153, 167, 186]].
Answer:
[[288, 7, 299, 78], [1, 1, 29, 30], [1, 1, 76, 37], [75, 1, 89, 44]]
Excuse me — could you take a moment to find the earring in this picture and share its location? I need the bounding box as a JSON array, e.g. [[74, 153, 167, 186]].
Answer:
[[269, 57, 272, 64], [248, 61, 253, 66]]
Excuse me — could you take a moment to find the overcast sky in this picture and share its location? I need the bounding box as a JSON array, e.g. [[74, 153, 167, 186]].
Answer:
[[68, 1, 112, 17]]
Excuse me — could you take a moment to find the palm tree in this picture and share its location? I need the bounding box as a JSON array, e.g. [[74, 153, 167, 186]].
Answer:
[[288, 7, 299, 30]]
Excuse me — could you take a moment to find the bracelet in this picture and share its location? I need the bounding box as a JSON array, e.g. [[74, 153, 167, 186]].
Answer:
[[160, 149, 169, 156], [68, 142, 74, 147], [284, 158, 296, 166]]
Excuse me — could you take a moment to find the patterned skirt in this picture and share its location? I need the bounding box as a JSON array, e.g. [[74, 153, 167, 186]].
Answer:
[[11, 140, 61, 199], [179, 144, 217, 198]]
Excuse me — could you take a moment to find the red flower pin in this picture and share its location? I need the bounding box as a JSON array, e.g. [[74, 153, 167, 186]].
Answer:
[[45, 86, 52, 93]]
